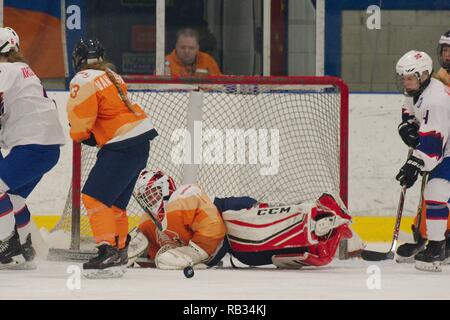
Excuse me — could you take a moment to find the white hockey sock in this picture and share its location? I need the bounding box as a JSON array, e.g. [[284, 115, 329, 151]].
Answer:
[[9, 194, 31, 244], [16, 223, 31, 245], [426, 219, 447, 241], [0, 193, 15, 241]]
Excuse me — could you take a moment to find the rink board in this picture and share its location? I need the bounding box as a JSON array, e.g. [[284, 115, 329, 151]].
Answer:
[[32, 215, 416, 243]]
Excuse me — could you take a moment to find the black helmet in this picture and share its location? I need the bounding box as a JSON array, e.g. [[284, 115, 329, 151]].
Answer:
[[437, 29, 450, 71], [72, 38, 105, 72]]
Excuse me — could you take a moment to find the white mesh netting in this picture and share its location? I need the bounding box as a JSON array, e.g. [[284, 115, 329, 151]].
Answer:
[[51, 77, 347, 246]]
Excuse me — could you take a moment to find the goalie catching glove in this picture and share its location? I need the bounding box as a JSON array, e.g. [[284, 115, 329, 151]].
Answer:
[[155, 241, 209, 270]]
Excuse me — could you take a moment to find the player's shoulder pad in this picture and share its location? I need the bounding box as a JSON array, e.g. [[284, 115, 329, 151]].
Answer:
[[0, 61, 22, 76], [70, 69, 104, 86], [168, 184, 203, 202]]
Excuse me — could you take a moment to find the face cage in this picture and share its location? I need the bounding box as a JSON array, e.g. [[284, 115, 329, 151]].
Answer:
[[437, 43, 450, 72], [136, 185, 163, 218]]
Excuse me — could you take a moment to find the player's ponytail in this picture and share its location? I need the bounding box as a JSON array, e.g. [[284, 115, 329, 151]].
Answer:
[[1, 50, 27, 63], [84, 61, 142, 116]]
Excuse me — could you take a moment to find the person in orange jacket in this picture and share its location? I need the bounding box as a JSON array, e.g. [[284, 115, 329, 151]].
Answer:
[[67, 39, 158, 278], [164, 28, 222, 77]]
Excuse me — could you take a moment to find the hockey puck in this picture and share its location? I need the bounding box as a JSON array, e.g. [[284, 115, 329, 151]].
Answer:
[[183, 266, 194, 278]]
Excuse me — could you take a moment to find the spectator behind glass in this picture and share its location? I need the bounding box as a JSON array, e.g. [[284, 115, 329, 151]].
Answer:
[[165, 0, 217, 55], [164, 28, 222, 77]]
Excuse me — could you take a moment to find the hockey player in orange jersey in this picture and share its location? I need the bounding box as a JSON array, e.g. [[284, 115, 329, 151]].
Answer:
[[127, 169, 356, 270], [67, 39, 158, 278]]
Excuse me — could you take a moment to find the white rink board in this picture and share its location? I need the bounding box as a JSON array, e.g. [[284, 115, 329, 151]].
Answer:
[[25, 92, 420, 218]]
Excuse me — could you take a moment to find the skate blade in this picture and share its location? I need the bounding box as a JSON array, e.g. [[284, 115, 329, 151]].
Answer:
[[0, 255, 26, 270], [414, 260, 442, 272], [8, 260, 37, 270], [394, 253, 415, 264], [83, 266, 125, 279]]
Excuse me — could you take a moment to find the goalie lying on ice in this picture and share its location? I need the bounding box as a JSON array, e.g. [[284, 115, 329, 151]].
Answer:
[[129, 169, 359, 270]]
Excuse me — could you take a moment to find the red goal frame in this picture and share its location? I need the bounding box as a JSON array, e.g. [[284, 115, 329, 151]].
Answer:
[[70, 75, 349, 251]]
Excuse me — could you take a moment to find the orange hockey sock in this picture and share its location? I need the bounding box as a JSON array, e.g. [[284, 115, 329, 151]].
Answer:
[[112, 206, 128, 249], [82, 194, 116, 246]]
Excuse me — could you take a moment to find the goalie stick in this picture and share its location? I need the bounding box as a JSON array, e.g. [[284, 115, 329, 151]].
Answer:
[[361, 148, 413, 261]]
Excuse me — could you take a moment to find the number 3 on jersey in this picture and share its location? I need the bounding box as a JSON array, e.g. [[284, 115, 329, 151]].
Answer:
[[70, 84, 80, 98]]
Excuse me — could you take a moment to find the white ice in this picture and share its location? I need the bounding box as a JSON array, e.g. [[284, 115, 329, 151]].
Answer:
[[1, 250, 449, 300]]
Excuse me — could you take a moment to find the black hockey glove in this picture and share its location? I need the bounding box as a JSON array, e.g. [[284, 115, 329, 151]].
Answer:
[[398, 121, 420, 149], [396, 155, 424, 188], [81, 132, 97, 147]]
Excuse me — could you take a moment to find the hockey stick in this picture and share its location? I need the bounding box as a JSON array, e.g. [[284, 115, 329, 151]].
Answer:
[[412, 172, 429, 242], [361, 148, 413, 261]]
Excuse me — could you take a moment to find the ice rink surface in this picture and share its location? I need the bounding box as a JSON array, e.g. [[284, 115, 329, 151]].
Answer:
[[2, 249, 449, 300]]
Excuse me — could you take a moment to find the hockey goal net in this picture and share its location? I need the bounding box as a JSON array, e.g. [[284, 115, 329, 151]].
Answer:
[[49, 76, 348, 256]]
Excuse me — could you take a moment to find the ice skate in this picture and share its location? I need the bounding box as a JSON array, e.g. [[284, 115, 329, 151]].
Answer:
[[0, 229, 26, 270], [415, 240, 446, 272], [83, 243, 124, 279], [395, 235, 426, 263]]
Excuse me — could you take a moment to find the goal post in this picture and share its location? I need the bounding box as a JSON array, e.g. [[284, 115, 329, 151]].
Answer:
[[48, 75, 349, 261]]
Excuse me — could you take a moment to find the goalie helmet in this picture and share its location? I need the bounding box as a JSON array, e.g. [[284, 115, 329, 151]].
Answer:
[[437, 29, 450, 71], [395, 50, 433, 97], [72, 38, 105, 72], [0, 27, 19, 54], [134, 169, 176, 223]]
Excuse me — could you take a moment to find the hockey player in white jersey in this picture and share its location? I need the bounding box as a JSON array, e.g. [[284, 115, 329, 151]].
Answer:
[[395, 50, 450, 271], [0, 27, 65, 269]]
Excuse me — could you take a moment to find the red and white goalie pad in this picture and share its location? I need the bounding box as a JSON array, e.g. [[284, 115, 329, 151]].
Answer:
[[222, 193, 354, 268]]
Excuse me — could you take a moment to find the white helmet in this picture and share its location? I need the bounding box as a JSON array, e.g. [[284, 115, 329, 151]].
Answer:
[[395, 50, 433, 97], [437, 29, 450, 71], [5, 27, 19, 51], [0, 27, 19, 54], [134, 169, 176, 225]]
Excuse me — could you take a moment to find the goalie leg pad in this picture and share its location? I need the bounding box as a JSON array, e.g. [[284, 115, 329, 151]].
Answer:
[[126, 227, 149, 267], [155, 241, 208, 270], [223, 202, 317, 253], [222, 193, 352, 255], [271, 224, 352, 268]]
